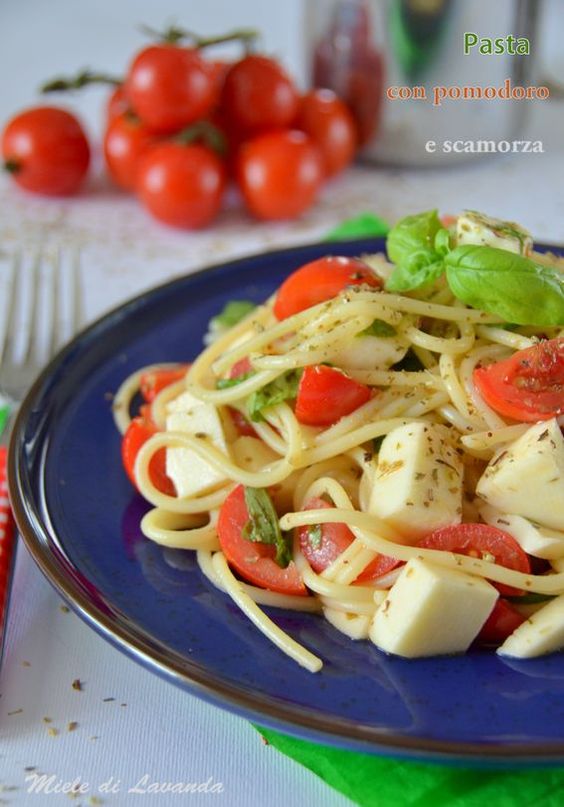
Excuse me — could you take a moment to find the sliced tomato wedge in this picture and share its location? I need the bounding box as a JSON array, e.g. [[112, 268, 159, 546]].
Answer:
[[273, 256, 382, 320], [295, 365, 371, 427], [217, 485, 307, 595], [418, 523, 530, 597], [139, 364, 189, 403], [477, 598, 526, 646], [474, 337, 564, 422], [298, 497, 401, 582], [121, 415, 176, 496], [229, 356, 253, 379]]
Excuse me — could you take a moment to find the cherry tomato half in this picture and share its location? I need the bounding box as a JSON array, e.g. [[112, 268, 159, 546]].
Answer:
[[139, 364, 189, 403], [295, 89, 357, 177], [137, 143, 226, 229], [418, 523, 531, 597], [221, 55, 299, 135], [273, 255, 382, 320], [295, 365, 371, 427], [104, 113, 158, 191], [298, 497, 400, 582], [217, 485, 307, 595], [474, 338, 564, 422], [2, 106, 90, 196], [126, 45, 215, 133], [121, 415, 175, 496], [236, 130, 323, 221], [477, 598, 525, 646]]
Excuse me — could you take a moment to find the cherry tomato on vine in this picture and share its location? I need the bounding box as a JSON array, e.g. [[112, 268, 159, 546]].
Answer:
[[103, 113, 158, 191], [237, 130, 323, 221], [221, 55, 299, 135], [106, 85, 130, 122], [295, 365, 372, 427], [125, 45, 216, 133], [418, 524, 531, 597], [137, 142, 226, 229], [2, 106, 90, 196], [474, 338, 564, 422], [217, 485, 307, 595], [295, 89, 357, 177], [121, 414, 175, 496]]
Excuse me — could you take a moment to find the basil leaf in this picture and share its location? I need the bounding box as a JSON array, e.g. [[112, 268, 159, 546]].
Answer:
[[242, 487, 291, 568], [307, 524, 322, 550], [385, 258, 444, 292], [385, 210, 449, 291], [358, 319, 396, 337], [445, 245, 564, 326], [211, 300, 256, 329], [248, 370, 302, 423], [386, 209, 442, 264], [216, 372, 254, 390], [507, 593, 555, 605]]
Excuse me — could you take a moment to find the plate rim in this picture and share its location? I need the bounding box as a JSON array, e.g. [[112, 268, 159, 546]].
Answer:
[[9, 237, 564, 763]]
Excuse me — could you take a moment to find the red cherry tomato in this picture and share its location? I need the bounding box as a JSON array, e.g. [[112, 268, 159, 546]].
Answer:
[[217, 485, 307, 595], [2, 106, 90, 196], [237, 130, 323, 221], [225, 357, 256, 436], [298, 497, 400, 581], [229, 356, 253, 379], [137, 143, 226, 229], [121, 415, 175, 496], [295, 89, 357, 177], [295, 365, 371, 427], [139, 364, 189, 403], [474, 338, 564, 422], [221, 55, 299, 135], [477, 598, 526, 646], [106, 85, 130, 122], [103, 113, 158, 191], [418, 524, 531, 597], [125, 45, 215, 134], [273, 255, 382, 320]]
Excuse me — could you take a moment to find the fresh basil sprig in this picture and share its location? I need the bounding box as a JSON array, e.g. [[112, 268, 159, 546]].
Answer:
[[444, 245, 564, 326], [385, 210, 564, 326], [216, 372, 254, 390], [210, 299, 256, 329], [385, 209, 449, 292], [248, 370, 302, 422], [242, 487, 291, 568]]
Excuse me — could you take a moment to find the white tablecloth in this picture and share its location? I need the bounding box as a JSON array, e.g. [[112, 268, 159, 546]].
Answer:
[[1, 2, 564, 804]]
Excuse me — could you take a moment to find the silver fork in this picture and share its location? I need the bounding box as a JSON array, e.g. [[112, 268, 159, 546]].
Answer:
[[0, 247, 83, 661]]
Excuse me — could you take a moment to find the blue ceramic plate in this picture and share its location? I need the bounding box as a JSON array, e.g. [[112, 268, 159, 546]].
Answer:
[[10, 239, 564, 765]]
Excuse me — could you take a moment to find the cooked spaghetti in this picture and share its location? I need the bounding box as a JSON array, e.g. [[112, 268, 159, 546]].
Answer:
[[113, 210, 564, 671]]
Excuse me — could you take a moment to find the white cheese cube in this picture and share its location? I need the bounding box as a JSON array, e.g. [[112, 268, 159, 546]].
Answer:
[[370, 558, 498, 658], [498, 595, 564, 658], [369, 422, 463, 539], [480, 504, 564, 560], [476, 419, 564, 532], [456, 210, 532, 256], [166, 391, 230, 498], [331, 334, 407, 371]]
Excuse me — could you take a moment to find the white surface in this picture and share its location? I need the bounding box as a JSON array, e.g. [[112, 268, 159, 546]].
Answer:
[[1, 1, 564, 805]]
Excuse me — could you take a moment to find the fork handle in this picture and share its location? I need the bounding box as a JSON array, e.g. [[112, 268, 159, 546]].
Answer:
[[0, 446, 16, 652]]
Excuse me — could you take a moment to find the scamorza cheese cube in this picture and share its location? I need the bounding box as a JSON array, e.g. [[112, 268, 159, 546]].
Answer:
[[498, 595, 564, 658], [370, 558, 498, 657]]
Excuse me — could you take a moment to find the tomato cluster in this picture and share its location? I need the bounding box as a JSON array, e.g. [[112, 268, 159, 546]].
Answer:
[[1, 28, 358, 228]]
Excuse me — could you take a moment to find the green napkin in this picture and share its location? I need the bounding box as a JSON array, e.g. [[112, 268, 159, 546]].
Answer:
[[325, 213, 390, 242], [256, 725, 564, 807]]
